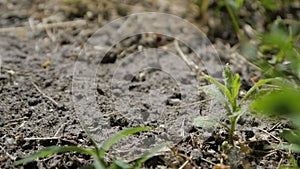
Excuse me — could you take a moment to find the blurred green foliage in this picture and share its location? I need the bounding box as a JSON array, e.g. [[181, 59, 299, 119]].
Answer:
[[15, 127, 164, 169], [195, 0, 300, 163]]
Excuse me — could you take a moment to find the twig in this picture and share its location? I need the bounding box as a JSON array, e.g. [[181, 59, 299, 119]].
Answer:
[[179, 158, 190, 169], [0, 20, 86, 33], [102, 111, 121, 117], [6, 152, 17, 161], [5, 117, 28, 124], [167, 99, 210, 110], [264, 150, 277, 158], [42, 18, 56, 42], [4, 122, 19, 127], [174, 40, 203, 76], [259, 128, 281, 142], [268, 122, 281, 132], [24, 137, 61, 141], [0, 146, 17, 161], [32, 82, 59, 107], [276, 157, 283, 169], [200, 157, 216, 165], [54, 122, 66, 137]]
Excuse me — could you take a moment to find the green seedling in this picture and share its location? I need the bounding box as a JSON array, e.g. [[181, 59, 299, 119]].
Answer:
[[14, 126, 164, 169], [194, 64, 272, 144]]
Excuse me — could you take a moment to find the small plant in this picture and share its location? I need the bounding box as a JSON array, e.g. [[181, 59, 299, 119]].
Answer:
[[193, 64, 272, 144], [14, 126, 164, 169]]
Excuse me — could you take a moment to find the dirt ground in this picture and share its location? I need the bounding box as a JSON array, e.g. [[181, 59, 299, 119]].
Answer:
[[0, 0, 299, 168]]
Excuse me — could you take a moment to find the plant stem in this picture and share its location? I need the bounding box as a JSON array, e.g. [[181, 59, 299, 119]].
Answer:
[[224, 1, 247, 43], [229, 116, 238, 145]]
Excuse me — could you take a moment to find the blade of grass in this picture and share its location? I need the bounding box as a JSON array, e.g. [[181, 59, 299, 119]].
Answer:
[[99, 126, 152, 157], [14, 146, 97, 166], [240, 78, 274, 104], [93, 156, 107, 169]]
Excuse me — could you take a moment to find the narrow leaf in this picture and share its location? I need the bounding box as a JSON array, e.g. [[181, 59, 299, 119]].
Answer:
[[203, 75, 234, 107], [232, 74, 241, 101], [14, 146, 96, 166], [231, 74, 241, 111], [99, 127, 151, 157], [93, 156, 107, 169], [281, 129, 300, 145], [241, 78, 274, 103], [199, 84, 227, 104], [269, 144, 300, 153]]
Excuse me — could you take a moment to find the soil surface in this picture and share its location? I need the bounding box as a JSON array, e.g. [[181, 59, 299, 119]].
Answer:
[[0, 0, 299, 169]]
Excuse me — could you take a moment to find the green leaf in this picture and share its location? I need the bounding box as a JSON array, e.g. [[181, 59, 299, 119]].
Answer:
[[269, 144, 300, 153], [199, 84, 227, 104], [260, 0, 278, 10], [232, 73, 241, 109], [14, 146, 97, 166], [193, 116, 219, 129], [225, 0, 239, 12], [286, 48, 300, 79], [99, 127, 151, 157], [223, 64, 233, 92], [235, 0, 244, 9], [250, 87, 300, 117], [281, 129, 300, 146], [93, 156, 107, 169], [241, 78, 274, 103], [202, 75, 234, 106]]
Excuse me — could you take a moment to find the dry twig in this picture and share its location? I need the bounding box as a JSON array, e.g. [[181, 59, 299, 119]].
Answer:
[[24, 137, 61, 141], [32, 82, 59, 107], [0, 20, 86, 33]]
